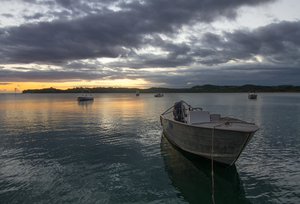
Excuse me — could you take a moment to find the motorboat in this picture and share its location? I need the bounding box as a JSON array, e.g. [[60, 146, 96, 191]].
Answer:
[[248, 92, 257, 99], [154, 93, 164, 97], [160, 101, 259, 165], [77, 96, 94, 101]]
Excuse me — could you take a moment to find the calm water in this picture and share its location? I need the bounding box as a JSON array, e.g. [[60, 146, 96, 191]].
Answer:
[[0, 93, 299, 204]]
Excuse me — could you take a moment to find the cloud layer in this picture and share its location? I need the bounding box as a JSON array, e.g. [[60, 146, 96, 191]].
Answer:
[[1, 0, 300, 86], [0, 0, 272, 64]]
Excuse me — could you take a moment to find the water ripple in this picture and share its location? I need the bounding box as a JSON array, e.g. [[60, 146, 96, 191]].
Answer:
[[1, 93, 299, 203]]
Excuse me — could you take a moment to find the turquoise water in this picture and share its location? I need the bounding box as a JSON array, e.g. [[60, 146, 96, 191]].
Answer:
[[0, 93, 299, 204]]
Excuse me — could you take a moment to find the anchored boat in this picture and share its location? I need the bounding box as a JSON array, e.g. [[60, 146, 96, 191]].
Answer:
[[248, 92, 257, 99], [154, 93, 164, 97], [77, 96, 94, 101], [160, 101, 259, 165]]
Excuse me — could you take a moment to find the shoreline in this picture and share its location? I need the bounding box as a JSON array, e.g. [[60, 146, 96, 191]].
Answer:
[[21, 85, 300, 94]]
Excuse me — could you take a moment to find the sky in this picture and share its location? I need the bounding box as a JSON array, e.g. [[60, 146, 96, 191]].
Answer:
[[0, 0, 300, 92]]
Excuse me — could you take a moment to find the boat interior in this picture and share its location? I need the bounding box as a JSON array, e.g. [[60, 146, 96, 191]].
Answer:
[[162, 101, 259, 132]]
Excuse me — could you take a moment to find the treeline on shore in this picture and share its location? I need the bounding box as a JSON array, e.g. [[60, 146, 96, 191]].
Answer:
[[23, 84, 300, 93]]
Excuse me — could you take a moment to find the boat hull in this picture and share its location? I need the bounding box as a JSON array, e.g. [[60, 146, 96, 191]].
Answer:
[[77, 97, 94, 101], [160, 116, 255, 165], [248, 94, 257, 99]]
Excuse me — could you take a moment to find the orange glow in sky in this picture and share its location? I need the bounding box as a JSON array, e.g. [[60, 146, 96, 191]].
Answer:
[[0, 79, 149, 93]]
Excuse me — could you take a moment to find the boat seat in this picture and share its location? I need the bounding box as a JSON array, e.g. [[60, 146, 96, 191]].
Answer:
[[189, 111, 210, 124]]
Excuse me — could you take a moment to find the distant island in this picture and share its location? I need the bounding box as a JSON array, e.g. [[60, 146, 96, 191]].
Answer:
[[23, 84, 300, 93]]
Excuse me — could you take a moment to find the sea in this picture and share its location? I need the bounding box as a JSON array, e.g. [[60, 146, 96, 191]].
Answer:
[[0, 93, 299, 204]]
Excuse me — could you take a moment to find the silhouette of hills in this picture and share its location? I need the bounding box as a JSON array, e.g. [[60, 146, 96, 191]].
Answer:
[[23, 84, 300, 93]]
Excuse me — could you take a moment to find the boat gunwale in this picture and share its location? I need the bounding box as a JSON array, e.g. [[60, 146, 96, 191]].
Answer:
[[160, 114, 259, 133]]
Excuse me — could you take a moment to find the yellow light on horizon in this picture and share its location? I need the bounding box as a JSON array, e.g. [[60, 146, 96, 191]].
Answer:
[[0, 79, 150, 93]]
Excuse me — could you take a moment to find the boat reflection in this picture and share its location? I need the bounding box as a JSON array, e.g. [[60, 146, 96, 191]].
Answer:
[[77, 100, 94, 109], [161, 135, 251, 204]]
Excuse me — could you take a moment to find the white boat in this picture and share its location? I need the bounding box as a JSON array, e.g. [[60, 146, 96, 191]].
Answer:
[[160, 101, 259, 165], [248, 92, 257, 99], [154, 93, 164, 97], [136, 91, 140, 96], [77, 96, 94, 101]]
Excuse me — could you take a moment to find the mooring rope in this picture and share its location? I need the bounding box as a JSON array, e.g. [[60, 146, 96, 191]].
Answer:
[[210, 121, 232, 204], [211, 126, 216, 204]]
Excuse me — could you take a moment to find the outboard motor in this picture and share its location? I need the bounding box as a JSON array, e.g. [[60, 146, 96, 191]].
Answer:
[[173, 101, 186, 122]]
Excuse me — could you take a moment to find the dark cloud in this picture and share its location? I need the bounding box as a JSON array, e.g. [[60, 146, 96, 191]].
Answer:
[[0, 0, 272, 64], [64, 61, 103, 70], [1, 13, 14, 18], [197, 21, 300, 66], [0, 69, 110, 82], [23, 13, 44, 20], [142, 65, 300, 87], [103, 21, 300, 69], [1, 64, 299, 86], [3, 0, 299, 87]]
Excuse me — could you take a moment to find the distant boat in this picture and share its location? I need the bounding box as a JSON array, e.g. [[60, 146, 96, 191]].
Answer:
[[160, 101, 259, 165], [154, 93, 164, 97], [77, 96, 94, 101], [136, 91, 140, 96], [248, 92, 257, 99], [77, 88, 94, 101]]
